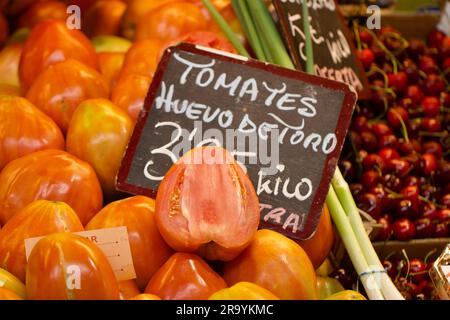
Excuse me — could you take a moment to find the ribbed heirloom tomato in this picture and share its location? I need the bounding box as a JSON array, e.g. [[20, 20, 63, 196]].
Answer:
[[0, 96, 64, 170], [66, 99, 133, 199], [209, 282, 280, 300], [156, 147, 260, 261], [120, 39, 164, 78], [26, 233, 120, 300], [26, 59, 109, 133], [98, 52, 125, 88], [0, 200, 84, 282], [145, 253, 227, 300], [223, 229, 318, 300], [0, 149, 103, 226], [135, 2, 208, 42], [86, 196, 173, 289], [118, 280, 141, 300], [0, 43, 22, 87], [19, 20, 99, 90]]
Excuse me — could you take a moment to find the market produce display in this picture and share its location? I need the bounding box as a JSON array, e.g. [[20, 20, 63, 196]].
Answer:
[[0, 0, 448, 301]]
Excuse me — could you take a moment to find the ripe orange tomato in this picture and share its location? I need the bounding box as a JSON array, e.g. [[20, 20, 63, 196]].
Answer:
[[156, 147, 260, 261], [129, 294, 162, 300], [223, 229, 318, 300], [0, 200, 84, 282], [26, 232, 120, 300], [0, 96, 64, 170], [66, 99, 132, 198], [0, 287, 22, 300], [83, 0, 127, 37], [120, 39, 164, 78], [0, 13, 9, 49], [135, 2, 208, 42], [118, 280, 141, 300], [209, 282, 280, 300], [121, 0, 176, 40], [26, 59, 109, 133], [19, 20, 99, 90], [98, 52, 125, 88], [297, 205, 334, 269], [0, 84, 20, 96], [145, 253, 227, 300], [18, 1, 68, 29], [164, 30, 236, 54], [86, 196, 173, 290], [325, 290, 366, 300], [111, 73, 151, 123], [0, 43, 22, 87], [0, 149, 103, 226]]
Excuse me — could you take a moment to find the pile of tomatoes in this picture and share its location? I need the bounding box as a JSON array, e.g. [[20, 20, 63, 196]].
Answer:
[[0, 0, 347, 300]]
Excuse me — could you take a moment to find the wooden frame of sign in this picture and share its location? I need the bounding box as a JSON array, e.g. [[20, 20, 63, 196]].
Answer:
[[117, 43, 357, 240], [272, 0, 370, 99]]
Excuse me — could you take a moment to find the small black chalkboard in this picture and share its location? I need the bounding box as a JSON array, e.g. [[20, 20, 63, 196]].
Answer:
[[117, 43, 356, 240], [272, 0, 369, 98]]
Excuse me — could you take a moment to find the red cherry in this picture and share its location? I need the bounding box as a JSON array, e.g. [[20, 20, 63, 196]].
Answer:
[[386, 158, 411, 177], [442, 57, 450, 71], [420, 153, 438, 175], [407, 39, 426, 60], [414, 218, 436, 239], [387, 107, 409, 129], [436, 209, 450, 223], [357, 193, 382, 219], [421, 96, 441, 117], [403, 175, 421, 188], [382, 174, 402, 192], [371, 122, 392, 137], [378, 134, 398, 149], [421, 117, 442, 132], [360, 131, 378, 152], [401, 185, 420, 207], [362, 154, 385, 171], [405, 85, 424, 105], [427, 29, 446, 48], [359, 30, 373, 46], [442, 92, 450, 108], [419, 202, 437, 220], [395, 199, 417, 220], [403, 59, 420, 84], [383, 260, 398, 278], [419, 56, 438, 74], [388, 72, 408, 92], [357, 49, 374, 70], [378, 147, 400, 163], [424, 74, 445, 96], [361, 170, 380, 189], [392, 218, 416, 241], [441, 194, 450, 207], [352, 115, 369, 133], [422, 141, 443, 159], [376, 217, 392, 241], [434, 222, 449, 238], [408, 259, 428, 284]]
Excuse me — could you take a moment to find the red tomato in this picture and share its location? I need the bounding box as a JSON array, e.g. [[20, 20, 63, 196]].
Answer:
[[0, 149, 103, 226], [0, 13, 8, 48], [0, 96, 64, 170], [19, 20, 99, 90], [118, 280, 141, 300], [145, 253, 227, 300], [26, 59, 109, 133], [98, 52, 125, 88], [86, 196, 173, 290], [120, 39, 164, 78], [0, 287, 22, 300], [0, 200, 83, 282], [121, 0, 177, 40], [26, 232, 120, 300], [111, 73, 152, 123], [0, 43, 22, 87], [83, 0, 127, 37], [156, 147, 260, 261], [66, 98, 132, 198], [223, 229, 318, 300], [297, 205, 334, 269], [165, 30, 237, 54], [129, 294, 162, 300], [18, 1, 68, 29], [209, 282, 280, 300], [135, 2, 208, 42]]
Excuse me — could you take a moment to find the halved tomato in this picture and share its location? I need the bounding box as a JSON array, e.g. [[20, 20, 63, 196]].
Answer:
[[145, 253, 227, 300], [156, 147, 260, 261], [209, 282, 279, 300]]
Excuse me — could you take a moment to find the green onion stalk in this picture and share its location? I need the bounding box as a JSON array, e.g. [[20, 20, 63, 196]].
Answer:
[[201, 0, 403, 300]]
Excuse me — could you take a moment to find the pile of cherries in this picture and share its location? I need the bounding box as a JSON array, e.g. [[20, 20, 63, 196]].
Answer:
[[340, 26, 450, 241]]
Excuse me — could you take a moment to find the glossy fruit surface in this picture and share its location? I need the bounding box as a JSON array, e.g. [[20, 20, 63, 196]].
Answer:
[[18, 1, 67, 29], [209, 282, 279, 300], [0, 43, 22, 87], [325, 290, 366, 300], [0, 287, 22, 300]]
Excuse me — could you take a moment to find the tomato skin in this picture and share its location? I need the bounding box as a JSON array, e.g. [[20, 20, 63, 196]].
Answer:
[[86, 196, 173, 289], [163, 30, 236, 55], [19, 20, 99, 90], [111, 73, 151, 123], [98, 52, 125, 88], [26, 59, 109, 133], [120, 39, 164, 78], [66, 98, 132, 198], [209, 282, 280, 300], [145, 253, 227, 300], [0, 200, 83, 282], [156, 147, 260, 261], [0, 96, 64, 170], [0, 287, 23, 300], [0, 43, 22, 87], [325, 290, 366, 300], [18, 1, 68, 29], [135, 2, 208, 42], [297, 205, 334, 269], [118, 280, 141, 300], [0, 0, 48, 16], [0, 149, 103, 226], [223, 229, 318, 300], [129, 294, 161, 300], [26, 232, 120, 300], [83, 0, 127, 37], [0, 13, 8, 48]]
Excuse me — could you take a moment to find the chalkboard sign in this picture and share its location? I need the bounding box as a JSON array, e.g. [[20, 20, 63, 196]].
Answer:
[[117, 43, 357, 240], [272, 0, 369, 98]]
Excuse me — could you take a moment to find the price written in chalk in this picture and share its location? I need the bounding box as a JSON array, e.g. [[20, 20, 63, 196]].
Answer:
[[117, 43, 356, 240]]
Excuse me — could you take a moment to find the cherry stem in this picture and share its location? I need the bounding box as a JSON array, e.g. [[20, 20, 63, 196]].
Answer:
[[368, 65, 389, 88], [418, 130, 448, 138], [390, 108, 410, 143], [372, 97, 389, 122], [424, 249, 437, 264], [441, 107, 450, 113], [402, 249, 411, 280], [353, 20, 363, 51]]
